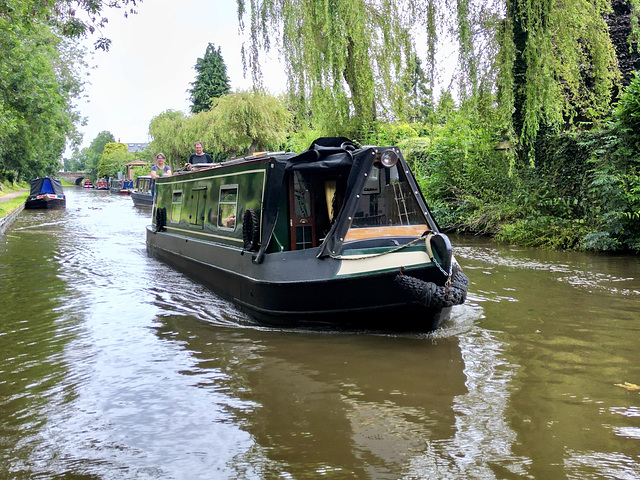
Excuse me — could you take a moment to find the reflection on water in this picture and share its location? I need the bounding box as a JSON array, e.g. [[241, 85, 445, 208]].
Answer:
[[0, 189, 639, 479]]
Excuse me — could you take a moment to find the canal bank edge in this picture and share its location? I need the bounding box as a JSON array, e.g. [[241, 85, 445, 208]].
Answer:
[[0, 189, 28, 238], [0, 203, 25, 238]]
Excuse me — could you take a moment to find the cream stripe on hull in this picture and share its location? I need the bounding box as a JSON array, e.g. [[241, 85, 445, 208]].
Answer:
[[336, 250, 431, 276]]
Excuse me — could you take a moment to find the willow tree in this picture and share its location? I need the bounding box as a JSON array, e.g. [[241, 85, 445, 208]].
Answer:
[[236, 0, 424, 135], [496, 0, 621, 157], [238, 0, 631, 158], [209, 90, 291, 154]]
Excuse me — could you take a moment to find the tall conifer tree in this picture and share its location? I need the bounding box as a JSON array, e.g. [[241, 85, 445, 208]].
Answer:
[[189, 43, 232, 114]]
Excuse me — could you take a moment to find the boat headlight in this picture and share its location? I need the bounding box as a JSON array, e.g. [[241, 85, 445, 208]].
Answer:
[[380, 150, 398, 168]]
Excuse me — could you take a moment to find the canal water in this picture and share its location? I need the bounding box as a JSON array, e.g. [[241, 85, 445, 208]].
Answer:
[[1, 187, 639, 480]]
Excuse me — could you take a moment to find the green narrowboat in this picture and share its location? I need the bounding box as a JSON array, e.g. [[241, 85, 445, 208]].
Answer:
[[146, 137, 468, 330]]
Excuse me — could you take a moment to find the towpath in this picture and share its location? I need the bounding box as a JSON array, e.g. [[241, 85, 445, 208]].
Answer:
[[0, 189, 28, 205]]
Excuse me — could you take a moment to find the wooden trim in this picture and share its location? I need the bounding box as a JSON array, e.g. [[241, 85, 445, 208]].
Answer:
[[344, 225, 429, 241]]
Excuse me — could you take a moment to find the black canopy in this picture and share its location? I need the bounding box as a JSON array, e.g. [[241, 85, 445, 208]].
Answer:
[[29, 177, 64, 196], [254, 138, 436, 263]]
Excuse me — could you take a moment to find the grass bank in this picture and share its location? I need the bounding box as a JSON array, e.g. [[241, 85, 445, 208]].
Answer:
[[0, 180, 28, 217], [0, 194, 28, 217]]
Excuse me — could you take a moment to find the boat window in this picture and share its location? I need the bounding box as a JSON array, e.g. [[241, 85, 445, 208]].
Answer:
[[218, 185, 238, 230], [289, 172, 316, 250], [345, 162, 429, 238], [140, 178, 150, 193], [171, 190, 183, 222]]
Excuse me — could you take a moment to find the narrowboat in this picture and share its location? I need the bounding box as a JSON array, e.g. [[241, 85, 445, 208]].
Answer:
[[82, 179, 94, 188], [25, 177, 66, 209], [110, 178, 134, 194], [96, 179, 109, 190], [146, 138, 468, 331], [131, 175, 153, 207]]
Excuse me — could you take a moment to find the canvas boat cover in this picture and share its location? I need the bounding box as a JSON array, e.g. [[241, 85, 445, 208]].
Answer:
[[256, 137, 436, 263], [29, 177, 64, 196]]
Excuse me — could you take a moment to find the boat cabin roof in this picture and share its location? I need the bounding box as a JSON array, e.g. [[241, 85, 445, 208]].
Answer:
[[30, 177, 64, 196]]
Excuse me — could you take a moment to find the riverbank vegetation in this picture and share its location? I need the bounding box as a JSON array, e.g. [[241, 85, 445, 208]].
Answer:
[[0, 1, 139, 183], [2, 0, 639, 252]]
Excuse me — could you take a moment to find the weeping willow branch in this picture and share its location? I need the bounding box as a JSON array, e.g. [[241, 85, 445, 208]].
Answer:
[[236, 0, 431, 134], [237, 0, 622, 159]]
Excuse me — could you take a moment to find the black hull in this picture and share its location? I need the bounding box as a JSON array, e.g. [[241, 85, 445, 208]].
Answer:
[[131, 192, 153, 207], [25, 198, 66, 209], [146, 226, 450, 331]]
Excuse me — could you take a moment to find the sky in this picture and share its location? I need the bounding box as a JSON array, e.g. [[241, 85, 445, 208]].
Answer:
[[72, 0, 286, 153]]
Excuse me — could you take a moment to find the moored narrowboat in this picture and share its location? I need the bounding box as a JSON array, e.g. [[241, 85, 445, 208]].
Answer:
[[146, 138, 468, 331], [110, 178, 134, 194], [131, 175, 153, 207], [96, 179, 109, 190], [25, 177, 66, 209]]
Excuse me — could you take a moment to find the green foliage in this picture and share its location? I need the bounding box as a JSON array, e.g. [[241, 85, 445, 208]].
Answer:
[[64, 147, 89, 172], [399, 103, 520, 234], [283, 129, 327, 153], [0, 22, 83, 181], [189, 43, 232, 114], [149, 109, 224, 165], [496, 217, 589, 249], [614, 70, 640, 151], [97, 143, 134, 178], [361, 122, 419, 147], [0, 0, 138, 183], [237, 0, 420, 134], [150, 92, 291, 162], [572, 74, 640, 252], [0, 0, 141, 51], [148, 110, 189, 168], [85, 132, 116, 179], [501, 0, 619, 154], [209, 91, 292, 155]]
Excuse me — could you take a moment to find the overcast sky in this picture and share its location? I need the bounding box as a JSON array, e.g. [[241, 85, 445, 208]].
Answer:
[[73, 0, 285, 152]]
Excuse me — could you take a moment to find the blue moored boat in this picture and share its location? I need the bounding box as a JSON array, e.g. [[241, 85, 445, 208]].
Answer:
[[25, 177, 66, 209]]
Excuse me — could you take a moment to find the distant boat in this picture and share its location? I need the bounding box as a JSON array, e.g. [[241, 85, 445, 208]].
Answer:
[[82, 179, 94, 188], [110, 179, 133, 194], [95, 179, 109, 190], [131, 175, 153, 207], [25, 177, 66, 209]]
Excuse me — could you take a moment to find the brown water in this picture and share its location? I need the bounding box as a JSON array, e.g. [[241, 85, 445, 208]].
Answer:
[[0, 187, 639, 479]]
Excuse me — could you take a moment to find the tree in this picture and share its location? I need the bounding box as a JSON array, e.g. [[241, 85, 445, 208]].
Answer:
[[498, 0, 620, 154], [97, 143, 134, 178], [149, 110, 190, 168], [1, 0, 141, 51], [209, 91, 291, 154], [0, 0, 138, 182], [189, 43, 231, 114], [64, 147, 89, 171], [85, 131, 116, 178], [0, 24, 83, 181], [237, 0, 631, 153], [237, 0, 418, 136]]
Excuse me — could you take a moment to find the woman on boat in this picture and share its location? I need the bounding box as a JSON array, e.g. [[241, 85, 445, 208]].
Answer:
[[151, 153, 171, 179]]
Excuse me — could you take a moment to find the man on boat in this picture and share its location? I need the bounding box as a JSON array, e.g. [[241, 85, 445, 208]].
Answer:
[[184, 141, 213, 170]]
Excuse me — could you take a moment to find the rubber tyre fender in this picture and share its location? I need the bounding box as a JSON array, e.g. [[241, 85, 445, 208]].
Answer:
[[242, 209, 260, 251], [155, 207, 167, 232]]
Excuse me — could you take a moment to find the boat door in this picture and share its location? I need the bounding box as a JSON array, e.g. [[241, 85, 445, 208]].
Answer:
[[288, 171, 316, 250]]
